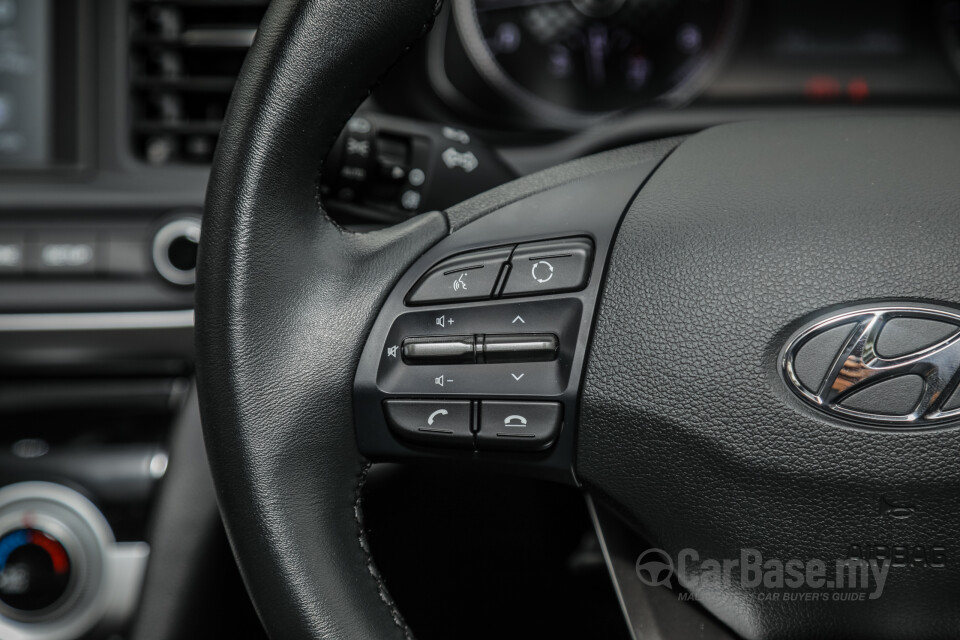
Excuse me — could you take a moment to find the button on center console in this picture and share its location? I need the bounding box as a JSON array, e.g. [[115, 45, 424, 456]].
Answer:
[[30, 234, 98, 275], [0, 235, 25, 275]]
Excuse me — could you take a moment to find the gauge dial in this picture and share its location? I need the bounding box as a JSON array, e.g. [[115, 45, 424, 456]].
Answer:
[[455, 0, 743, 116]]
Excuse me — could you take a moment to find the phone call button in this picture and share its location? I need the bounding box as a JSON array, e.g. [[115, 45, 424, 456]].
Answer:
[[383, 399, 473, 448]]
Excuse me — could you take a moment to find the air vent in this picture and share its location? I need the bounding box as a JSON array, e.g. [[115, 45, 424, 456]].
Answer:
[[128, 0, 270, 165]]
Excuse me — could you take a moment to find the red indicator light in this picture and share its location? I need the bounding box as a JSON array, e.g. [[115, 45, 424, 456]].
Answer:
[[804, 76, 842, 101], [847, 78, 870, 102]]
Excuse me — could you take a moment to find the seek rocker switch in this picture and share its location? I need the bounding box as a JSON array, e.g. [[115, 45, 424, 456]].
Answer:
[[400, 333, 559, 364], [480, 334, 558, 363]]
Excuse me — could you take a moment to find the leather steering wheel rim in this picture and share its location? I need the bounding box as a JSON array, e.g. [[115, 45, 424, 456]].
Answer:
[[196, 0, 446, 637]]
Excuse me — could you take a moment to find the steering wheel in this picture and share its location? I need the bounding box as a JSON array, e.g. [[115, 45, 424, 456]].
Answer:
[[194, 0, 960, 638]]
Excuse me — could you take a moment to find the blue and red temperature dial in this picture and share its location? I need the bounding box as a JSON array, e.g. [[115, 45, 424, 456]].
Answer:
[[0, 528, 72, 612]]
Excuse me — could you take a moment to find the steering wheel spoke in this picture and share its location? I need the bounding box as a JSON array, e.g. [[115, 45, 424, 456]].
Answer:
[[354, 155, 667, 482]]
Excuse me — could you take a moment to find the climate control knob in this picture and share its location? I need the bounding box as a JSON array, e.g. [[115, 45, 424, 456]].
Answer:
[[0, 528, 72, 612], [0, 482, 151, 640]]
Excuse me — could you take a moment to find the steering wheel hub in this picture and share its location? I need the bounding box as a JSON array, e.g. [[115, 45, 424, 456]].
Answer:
[[578, 117, 960, 639]]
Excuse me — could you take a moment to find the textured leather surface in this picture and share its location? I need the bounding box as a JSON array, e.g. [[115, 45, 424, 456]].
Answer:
[[445, 136, 685, 232], [194, 0, 445, 639], [579, 118, 960, 639]]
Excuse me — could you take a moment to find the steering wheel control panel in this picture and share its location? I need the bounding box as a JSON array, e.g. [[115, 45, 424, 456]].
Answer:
[[384, 399, 563, 451], [407, 237, 593, 304], [354, 163, 652, 482], [360, 285, 584, 471], [376, 297, 581, 394], [355, 235, 592, 480]]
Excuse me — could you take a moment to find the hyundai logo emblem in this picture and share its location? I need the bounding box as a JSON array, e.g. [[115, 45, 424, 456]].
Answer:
[[782, 304, 960, 427]]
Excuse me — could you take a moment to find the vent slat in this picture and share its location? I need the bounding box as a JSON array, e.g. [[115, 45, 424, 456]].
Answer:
[[133, 121, 224, 134], [130, 0, 270, 6], [131, 28, 259, 48], [129, 0, 269, 165], [131, 77, 236, 92]]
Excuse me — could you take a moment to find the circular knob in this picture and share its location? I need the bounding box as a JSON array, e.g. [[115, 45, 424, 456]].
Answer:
[[0, 528, 72, 612], [152, 216, 201, 286]]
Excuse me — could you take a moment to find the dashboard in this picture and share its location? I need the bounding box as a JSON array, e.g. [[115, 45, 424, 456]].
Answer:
[[3, 1, 960, 177], [424, 0, 960, 131], [0, 1, 959, 639], [456, 0, 743, 115]]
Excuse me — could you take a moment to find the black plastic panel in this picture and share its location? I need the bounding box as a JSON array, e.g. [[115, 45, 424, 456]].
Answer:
[[0, 211, 196, 313], [377, 299, 581, 396], [354, 160, 664, 483]]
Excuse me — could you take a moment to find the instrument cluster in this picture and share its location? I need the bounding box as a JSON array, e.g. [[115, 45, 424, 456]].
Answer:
[[431, 0, 960, 127]]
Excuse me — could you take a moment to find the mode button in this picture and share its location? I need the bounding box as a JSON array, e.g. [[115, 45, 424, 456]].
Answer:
[[502, 238, 592, 297]]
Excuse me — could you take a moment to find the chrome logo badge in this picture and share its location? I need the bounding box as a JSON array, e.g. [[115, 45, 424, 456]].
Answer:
[[782, 305, 960, 427]]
